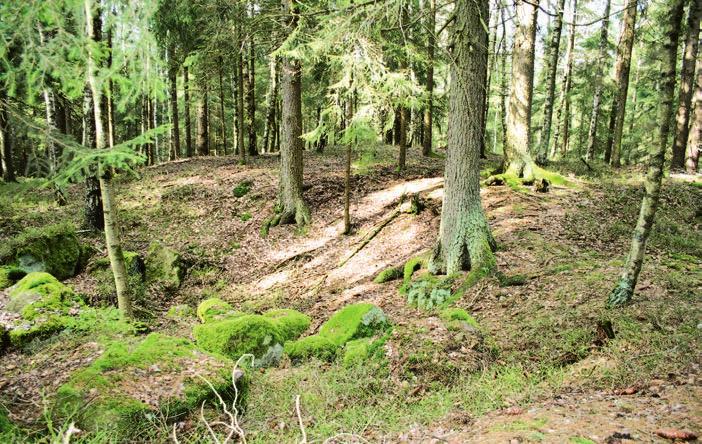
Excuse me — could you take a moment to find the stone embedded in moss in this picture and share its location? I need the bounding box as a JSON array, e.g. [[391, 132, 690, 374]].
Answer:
[[5, 272, 83, 346], [55, 333, 240, 439], [196, 297, 241, 323], [145, 241, 184, 290], [193, 314, 285, 366], [0, 223, 83, 280], [89, 252, 146, 302], [439, 308, 479, 330], [167, 304, 196, 321], [263, 309, 310, 340], [373, 266, 403, 284], [0, 266, 26, 290], [284, 335, 338, 362], [319, 303, 389, 346]]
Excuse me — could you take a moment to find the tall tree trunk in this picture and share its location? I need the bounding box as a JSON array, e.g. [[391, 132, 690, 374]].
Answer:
[[247, 33, 257, 157], [344, 100, 352, 235], [429, 0, 496, 276], [218, 62, 228, 155], [84, 0, 132, 319], [236, 23, 246, 164], [499, 2, 508, 155], [422, 0, 436, 157], [184, 65, 193, 157], [106, 27, 115, 150], [43, 88, 59, 174], [197, 86, 209, 156], [584, 0, 611, 161], [275, 0, 310, 227], [83, 13, 103, 230], [0, 82, 15, 182], [482, 5, 498, 159], [552, 0, 577, 159], [608, 0, 638, 167], [169, 63, 180, 161], [686, 56, 702, 173], [504, 0, 539, 180], [536, 0, 566, 163], [607, 0, 685, 307], [671, 0, 702, 170], [397, 4, 410, 170], [263, 58, 279, 154]]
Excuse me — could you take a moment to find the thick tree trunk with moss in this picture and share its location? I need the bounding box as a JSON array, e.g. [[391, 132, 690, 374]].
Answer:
[[184, 65, 193, 157], [671, 0, 702, 170], [686, 57, 702, 173], [607, 0, 685, 307], [429, 0, 496, 277], [608, 0, 637, 167], [504, 0, 539, 180], [585, 0, 611, 161], [272, 0, 310, 227], [85, 0, 132, 318], [551, 0, 577, 159], [422, 0, 436, 157], [536, 0, 566, 164]]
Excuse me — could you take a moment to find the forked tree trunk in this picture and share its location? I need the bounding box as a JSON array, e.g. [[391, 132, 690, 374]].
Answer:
[[422, 0, 436, 157], [184, 65, 193, 157], [429, 0, 496, 276], [608, 0, 637, 167], [504, 0, 539, 180], [536, 0, 566, 164], [607, 0, 685, 307], [274, 0, 310, 227], [552, 0, 577, 159], [84, 0, 132, 318], [670, 0, 702, 170], [585, 0, 611, 161], [686, 57, 702, 173]]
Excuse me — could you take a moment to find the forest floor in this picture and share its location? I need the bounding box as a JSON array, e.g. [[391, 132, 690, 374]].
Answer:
[[0, 144, 701, 443]]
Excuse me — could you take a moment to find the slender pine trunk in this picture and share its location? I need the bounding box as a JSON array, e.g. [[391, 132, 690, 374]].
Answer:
[[551, 0, 577, 159], [169, 64, 180, 161], [218, 61, 227, 155], [585, 0, 611, 161], [422, 0, 436, 157], [686, 56, 702, 173], [184, 65, 193, 157], [247, 32, 257, 157], [607, 0, 685, 307]]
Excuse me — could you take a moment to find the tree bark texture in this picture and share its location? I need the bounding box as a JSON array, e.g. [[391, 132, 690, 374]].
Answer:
[[585, 0, 611, 161]]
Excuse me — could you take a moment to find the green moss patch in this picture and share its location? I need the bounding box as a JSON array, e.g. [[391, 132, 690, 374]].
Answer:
[[193, 314, 285, 366], [55, 333, 238, 439], [196, 297, 241, 323], [89, 252, 146, 303], [263, 309, 311, 340], [0, 266, 26, 290], [373, 266, 403, 284], [0, 223, 83, 280], [439, 308, 480, 330], [233, 180, 253, 198], [145, 241, 184, 290], [5, 272, 84, 346], [284, 335, 338, 362], [285, 303, 390, 363], [166, 304, 196, 321]]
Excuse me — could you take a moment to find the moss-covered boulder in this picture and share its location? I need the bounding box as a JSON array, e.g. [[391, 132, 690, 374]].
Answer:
[[193, 314, 286, 366], [166, 304, 196, 321], [0, 223, 84, 280], [439, 308, 480, 331], [196, 297, 241, 323], [4, 272, 84, 346], [373, 266, 403, 284], [285, 336, 338, 362], [284, 303, 390, 362], [262, 309, 311, 340], [55, 333, 242, 439], [145, 241, 184, 290], [0, 266, 26, 290]]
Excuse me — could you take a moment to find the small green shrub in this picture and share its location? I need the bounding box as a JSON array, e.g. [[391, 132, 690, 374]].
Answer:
[[240, 212, 252, 222], [233, 180, 253, 198]]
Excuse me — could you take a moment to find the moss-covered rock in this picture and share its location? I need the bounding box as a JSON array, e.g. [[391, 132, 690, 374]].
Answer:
[[193, 314, 285, 366], [5, 272, 84, 346], [89, 252, 146, 303], [400, 253, 430, 293], [373, 266, 403, 284], [145, 241, 184, 290], [196, 297, 241, 323], [341, 338, 374, 367], [439, 308, 480, 331], [319, 303, 389, 346], [166, 304, 196, 321], [0, 266, 26, 290], [0, 223, 83, 280], [284, 335, 338, 362], [284, 303, 390, 363], [55, 333, 241, 439], [263, 309, 310, 340]]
